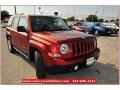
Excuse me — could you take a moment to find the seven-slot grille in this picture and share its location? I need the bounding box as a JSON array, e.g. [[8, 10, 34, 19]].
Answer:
[[71, 39, 95, 56]]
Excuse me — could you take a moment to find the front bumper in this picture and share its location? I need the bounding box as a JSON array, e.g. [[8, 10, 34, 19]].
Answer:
[[99, 30, 112, 35], [47, 48, 100, 68], [111, 29, 119, 34]]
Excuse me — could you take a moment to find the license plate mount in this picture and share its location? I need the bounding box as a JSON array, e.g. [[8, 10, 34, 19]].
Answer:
[[86, 57, 95, 66]]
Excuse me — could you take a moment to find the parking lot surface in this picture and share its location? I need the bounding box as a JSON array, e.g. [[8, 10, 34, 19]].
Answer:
[[1, 28, 119, 84]]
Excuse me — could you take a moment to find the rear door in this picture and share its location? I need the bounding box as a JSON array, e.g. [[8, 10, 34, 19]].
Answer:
[[16, 16, 29, 55], [7, 16, 20, 47]]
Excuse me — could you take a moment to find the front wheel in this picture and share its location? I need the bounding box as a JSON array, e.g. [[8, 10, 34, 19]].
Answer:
[[34, 51, 46, 78]]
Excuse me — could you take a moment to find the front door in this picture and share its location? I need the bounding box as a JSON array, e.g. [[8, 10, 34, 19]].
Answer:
[[16, 16, 29, 55]]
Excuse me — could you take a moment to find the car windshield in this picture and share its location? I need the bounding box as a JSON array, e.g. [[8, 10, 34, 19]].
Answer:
[[95, 23, 102, 26], [76, 22, 86, 26], [30, 16, 70, 32], [82, 22, 87, 26]]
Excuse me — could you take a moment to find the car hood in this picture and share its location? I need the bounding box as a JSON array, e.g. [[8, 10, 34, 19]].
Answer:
[[78, 26, 89, 30], [104, 25, 119, 29], [31, 30, 94, 44], [95, 26, 104, 30]]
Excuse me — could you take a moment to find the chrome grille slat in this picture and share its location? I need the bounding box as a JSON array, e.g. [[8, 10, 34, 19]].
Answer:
[[72, 40, 95, 56], [77, 43, 80, 54], [72, 44, 75, 54], [81, 42, 83, 55], [74, 43, 78, 55], [79, 43, 82, 55]]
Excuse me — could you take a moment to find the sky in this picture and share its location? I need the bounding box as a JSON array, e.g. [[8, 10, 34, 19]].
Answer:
[[1, 5, 119, 20]]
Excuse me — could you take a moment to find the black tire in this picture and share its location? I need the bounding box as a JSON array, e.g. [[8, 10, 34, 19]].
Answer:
[[34, 51, 46, 78], [117, 30, 119, 35], [7, 37, 16, 53]]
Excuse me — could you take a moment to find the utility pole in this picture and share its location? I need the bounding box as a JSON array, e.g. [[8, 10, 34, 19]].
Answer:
[[34, 6, 35, 15], [14, 6, 17, 15], [74, 9, 76, 21]]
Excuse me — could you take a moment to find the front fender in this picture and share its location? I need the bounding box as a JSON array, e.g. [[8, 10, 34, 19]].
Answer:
[[29, 39, 52, 66]]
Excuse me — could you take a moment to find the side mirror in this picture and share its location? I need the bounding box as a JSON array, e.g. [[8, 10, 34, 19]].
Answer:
[[17, 26, 26, 32], [7, 25, 12, 27]]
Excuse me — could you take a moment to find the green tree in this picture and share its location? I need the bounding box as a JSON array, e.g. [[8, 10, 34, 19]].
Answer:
[[1, 10, 10, 20], [86, 15, 98, 22], [79, 19, 84, 22], [54, 12, 58, 16], [110, 19, 115, 21], [75, 19, 79, 21], [105, 20, 108, 22], [67, 16, 75, 21], [98, 18, 104, 22]]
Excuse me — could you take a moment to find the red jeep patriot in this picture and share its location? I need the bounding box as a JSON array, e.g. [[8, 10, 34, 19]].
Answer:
[[6, 15, 100, 78]]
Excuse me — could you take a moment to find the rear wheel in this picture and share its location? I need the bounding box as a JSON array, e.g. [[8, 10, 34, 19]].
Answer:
[[34, 51, 46, 78], [7, 37, 16, 53]]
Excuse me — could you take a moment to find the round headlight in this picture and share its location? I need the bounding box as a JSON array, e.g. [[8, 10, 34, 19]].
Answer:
[[60, 44, 69, 54]]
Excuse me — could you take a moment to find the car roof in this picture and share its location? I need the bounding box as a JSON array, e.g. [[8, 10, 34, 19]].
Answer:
[[10, 14, 59, 18]]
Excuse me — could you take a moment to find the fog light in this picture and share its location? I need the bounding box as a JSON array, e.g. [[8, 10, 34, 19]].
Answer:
[[74, 65, 79, 71]]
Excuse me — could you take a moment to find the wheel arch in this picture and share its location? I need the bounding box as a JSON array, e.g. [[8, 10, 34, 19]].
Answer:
[[28, 40, 52, 66]]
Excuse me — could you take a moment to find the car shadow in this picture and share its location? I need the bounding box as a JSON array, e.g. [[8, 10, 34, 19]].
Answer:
[[14, 52, 119, 84], [108, 34, 118, 37], [48, 62, 119, 84], [13, 51, 36, 68]]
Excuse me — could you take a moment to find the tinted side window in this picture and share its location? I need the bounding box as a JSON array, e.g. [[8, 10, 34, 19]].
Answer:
[[12, 17, 19, 28], [3, 21, 8, 23], [18, 17, 27, 30]]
